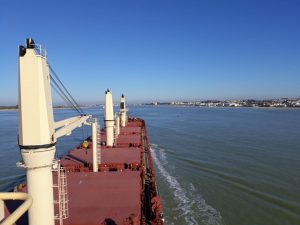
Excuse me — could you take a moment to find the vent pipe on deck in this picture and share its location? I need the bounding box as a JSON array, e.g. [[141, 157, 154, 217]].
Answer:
[[104, 90, 115, 147], [120, 94, 127, 127]]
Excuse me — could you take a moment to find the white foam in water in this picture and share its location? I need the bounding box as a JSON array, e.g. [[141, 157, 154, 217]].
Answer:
[[150, 144, 223, 225]]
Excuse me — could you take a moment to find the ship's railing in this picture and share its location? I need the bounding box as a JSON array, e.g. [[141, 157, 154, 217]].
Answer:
[[33, 44, 47, 59], [0, 192, 32, 225]]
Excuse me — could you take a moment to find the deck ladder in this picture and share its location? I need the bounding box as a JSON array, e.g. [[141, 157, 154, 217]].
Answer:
[[53, 162, 69, 225], [97, 122, 101, 164], [113, 126, 117, 145]]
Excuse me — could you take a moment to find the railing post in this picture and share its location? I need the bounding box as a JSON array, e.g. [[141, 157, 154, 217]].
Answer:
[[0, 192, 33, 225], [0, 199, 4, 221]]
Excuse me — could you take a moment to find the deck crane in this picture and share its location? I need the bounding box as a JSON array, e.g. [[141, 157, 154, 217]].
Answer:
[[17, 38, 98, 225]]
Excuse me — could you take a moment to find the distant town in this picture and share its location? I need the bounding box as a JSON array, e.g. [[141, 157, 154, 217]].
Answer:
[[1, 98, 300, 110], [143, 98, 300, 108]]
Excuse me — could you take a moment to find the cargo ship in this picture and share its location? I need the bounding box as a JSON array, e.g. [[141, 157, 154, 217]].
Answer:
[[0, 38, 164, 225]]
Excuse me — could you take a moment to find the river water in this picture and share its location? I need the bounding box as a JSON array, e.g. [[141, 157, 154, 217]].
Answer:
[[0, 106, 299, 225]]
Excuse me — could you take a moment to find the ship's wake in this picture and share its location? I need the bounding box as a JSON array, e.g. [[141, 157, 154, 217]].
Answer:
[[150, 144, 223, 225]]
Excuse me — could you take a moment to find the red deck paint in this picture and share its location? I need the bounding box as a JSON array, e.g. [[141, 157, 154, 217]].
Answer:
[[115, 134, 141, 146], [120, 127, 142, 134], [67, 147, 141, 166], [61, 172, 141, 225]]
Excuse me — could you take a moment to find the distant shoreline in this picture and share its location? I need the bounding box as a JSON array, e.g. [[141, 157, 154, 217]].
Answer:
[[0, 108, 18, 111], [0, 107, 77, 112], [1, 105, 300, 112], [142, 105, 300, 110]]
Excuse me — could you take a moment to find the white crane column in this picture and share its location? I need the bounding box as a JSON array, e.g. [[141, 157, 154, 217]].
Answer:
[[18, 38, 55, 225], [105, 90, 115, 147], [120, 94, 127, 127]]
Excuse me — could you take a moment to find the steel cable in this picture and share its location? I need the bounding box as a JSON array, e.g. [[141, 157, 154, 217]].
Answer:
[[51, 83, 82, 115], [49, 65, 85, 115], [50, 77, 82, 114]]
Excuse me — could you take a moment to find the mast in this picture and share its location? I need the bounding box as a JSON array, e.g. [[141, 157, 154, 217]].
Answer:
[[104, 90, 115, 146], [120, 94, 127, 127], [18, 38, 55, 225]]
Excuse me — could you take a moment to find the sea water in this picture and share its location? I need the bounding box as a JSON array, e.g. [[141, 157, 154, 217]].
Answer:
[[0, 106, 299, 225]]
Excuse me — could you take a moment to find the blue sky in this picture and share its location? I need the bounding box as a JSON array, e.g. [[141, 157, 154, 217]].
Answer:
[[0, 0, 299, 104]]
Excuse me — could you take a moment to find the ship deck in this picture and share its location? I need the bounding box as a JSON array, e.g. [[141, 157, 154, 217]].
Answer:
[[59, 120, 143, 225], [4, 118, 163, 225]]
